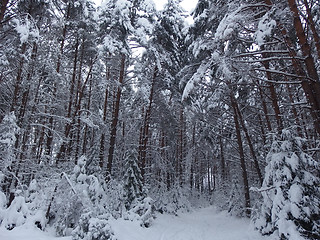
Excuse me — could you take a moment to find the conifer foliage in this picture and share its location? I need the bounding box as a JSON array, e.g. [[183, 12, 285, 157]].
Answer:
[[123, 149, 145, 210], [255, 130, 320, 240]]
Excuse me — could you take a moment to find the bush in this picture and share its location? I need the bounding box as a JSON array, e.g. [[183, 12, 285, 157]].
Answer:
[[72, 211, 116, 240]]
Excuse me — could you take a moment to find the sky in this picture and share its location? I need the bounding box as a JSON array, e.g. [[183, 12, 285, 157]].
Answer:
[[155, 0, 198, 12], [94, 0, 198, 13]]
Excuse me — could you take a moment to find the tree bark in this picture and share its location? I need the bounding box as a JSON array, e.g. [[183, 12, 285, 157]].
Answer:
[[260, 47, 283, 132], [263, 0, 320, 135], [303, 0, 320, 59], [10, 43, 27, 112], [57, 39, 79, 161], [234, 99, 263, 185], [230, 92, 251, 217], [139, 66, 157, 182], [106, 55, 126, 179], [0, 0, 9, 28], [99, 65, 110, 168], [45, 3, 71, 156]]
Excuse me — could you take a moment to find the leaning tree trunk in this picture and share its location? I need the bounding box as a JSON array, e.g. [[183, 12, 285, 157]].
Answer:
[[287, 0, 320, 118], [263, 0, 320, 135], [234, 99, 263, 185], [303, 0, 320, 59], [230, 92, 251, 217]]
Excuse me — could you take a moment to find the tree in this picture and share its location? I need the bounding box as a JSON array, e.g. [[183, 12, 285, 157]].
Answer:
[[0, 112, 19, 201], [123, 149, 144, 210], [255, 130, 320, 239]]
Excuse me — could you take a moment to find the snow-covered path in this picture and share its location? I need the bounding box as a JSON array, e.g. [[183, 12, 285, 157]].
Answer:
[[109, 207, 271, 240], [0, 207, 271, 240]]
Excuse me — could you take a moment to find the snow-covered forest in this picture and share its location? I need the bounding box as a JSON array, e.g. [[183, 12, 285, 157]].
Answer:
[[0, 0, 319, 239]]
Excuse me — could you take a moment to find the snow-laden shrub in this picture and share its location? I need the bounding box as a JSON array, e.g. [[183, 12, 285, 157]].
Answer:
[[72, 211, 116, 240], [0, 113, 19, 197], [0, 179, 46, 230], [121, 149, 155, 227], [104, 179, 125, 219], [51, 178, 83, 236], [124, 197, 155, 227], [123, 149, 145, 210], [0, 112, 19, 168], [0, 193, 28, 230], [255, 130, 320, 240], [50, 155, 111, 236], [0, 172, 7, 211], [151, 182, 191, 215], [24, 179, 47, 229], [210, 180, 229, 212], [227, 179, 246, 217]]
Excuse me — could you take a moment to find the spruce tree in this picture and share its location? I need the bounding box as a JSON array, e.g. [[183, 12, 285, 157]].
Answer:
[[255, 130, 320, 240], [123, 149, 144, 210]]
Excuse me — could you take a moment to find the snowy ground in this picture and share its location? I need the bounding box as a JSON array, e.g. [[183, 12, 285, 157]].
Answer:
[[0, 207, 272, 240]]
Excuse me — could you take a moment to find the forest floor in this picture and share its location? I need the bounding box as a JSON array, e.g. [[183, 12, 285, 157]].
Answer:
[[0, 206, 272, 240]]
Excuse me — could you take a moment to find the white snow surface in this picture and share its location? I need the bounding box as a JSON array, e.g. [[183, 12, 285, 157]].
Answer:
[[0, 206, 272, 240]]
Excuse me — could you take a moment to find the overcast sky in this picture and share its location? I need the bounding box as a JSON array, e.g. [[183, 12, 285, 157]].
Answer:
[[94, 0, 198, 13], [155, 0, 197, 12]]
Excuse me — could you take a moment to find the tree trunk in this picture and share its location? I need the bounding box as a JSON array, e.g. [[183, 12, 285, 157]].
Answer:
[[82, 77, 93, 155], [0, 0, 9, 28], [234, 99, 263, 185], [99, 65, 110, 168], [257, 84, 272, 132], [45, 3, 71, 156], [11, 43, 27, 112], [287, 0, 320, 135], [303, 0, 320, 59], [106, 55, 126, 179], [260, 47, 283, 132], [264, 0, 320, 135], [57, 39, 79, 161], [139, 66, 157, 182], [230, 92, 251, 217]]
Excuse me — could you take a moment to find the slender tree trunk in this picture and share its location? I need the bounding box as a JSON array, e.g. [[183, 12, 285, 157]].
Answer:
[[286, 83, 302, 137], [260, 48, 283, 132], [234, 99, 263, 185], [219, 134, 226, 180], [106, 55, 126, 179], [287, 0, 320, 135], [258, 113, 267, 144], [257, 84, 272, 132], [11, 43, 27, 112], [303, 0, 320, 59], [57, 39, 79, 161], [230, 92, 251, 217], [99, 65, 110, 168], [0, 0, 9, 28], [45, 2, 71, 157], [178, 106, 185, 184], [263, 0, 320, 135], [139, 67, 158, 182], [82, 78, 92, 155]]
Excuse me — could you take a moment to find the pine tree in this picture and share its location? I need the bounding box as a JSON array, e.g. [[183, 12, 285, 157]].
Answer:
[[255, 130, 320, 240]]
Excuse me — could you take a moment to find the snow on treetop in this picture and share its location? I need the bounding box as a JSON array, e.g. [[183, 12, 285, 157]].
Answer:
[[13, 18, 39, 44], [140, 0, 156, 12], [255, 13, 276, 47]]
